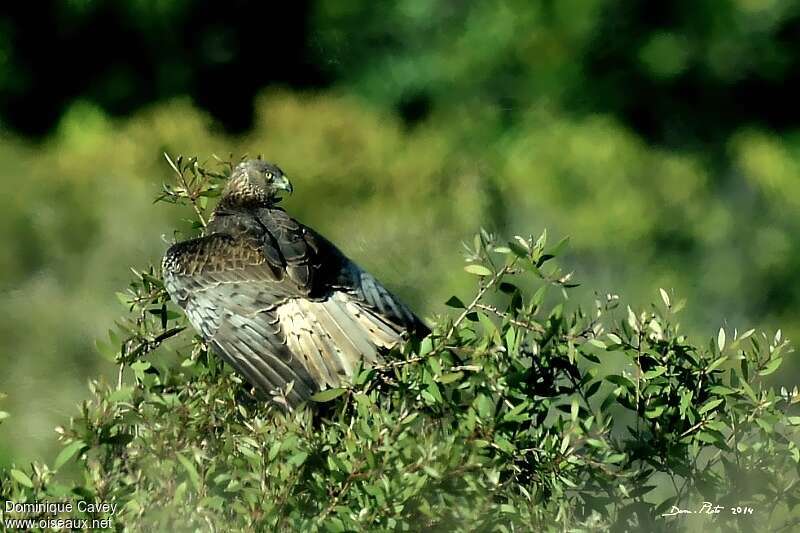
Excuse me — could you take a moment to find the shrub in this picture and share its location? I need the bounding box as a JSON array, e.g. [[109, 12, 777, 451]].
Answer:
[[1, 157, 799, 531]]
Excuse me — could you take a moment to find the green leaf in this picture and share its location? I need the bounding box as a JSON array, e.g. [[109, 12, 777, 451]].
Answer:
[[708, 385, 735, 395], [310, 388, 347, 402], [494, 435, 515, 454], [131, 360, 151, 371], [570, 397, 579, 422], [163, 151, 181, 174], [659, 288, 671, 308], [478, 311, 498, 339], [707, 356, 727, 372], [534, 229, 547, 251], [532, 286, 546, 307], [699, 398, 724, 415], [11, 468, 33, 488], [422, 466, 441, 479], [54, 440, 85, 470], [643, 367, 666, 379], [475, 394, 494, 419], [741, 380, 757, 402], [464, 264, 493, 276], [438, 372, 464, 384], [444, 296, 465, 308], [605, 374, 635, 391], [418, 336, 434, 356], [679, 390, 693, 416], [585, 338, 606, 350], [755, 418, 773, 433], [268, 441, 281, 461], [425, 381, 443, 403], [738, 329, 756, 342], [401, 412, 419, 426], [717, 327, 726, 352], [581, 350, 601, 364], [536, 254, 555, 267], [549, 235, 571, 256], [696, 429, 726, 445], [176, 452, 201, 490], [759, 357, 783, 376], [428, 357, 442, 375], [508, 240, 529, 258], [626, 306, 639, 332], [629, 484, 657, 498], [108, 386, 134, 403], [94, 339, 118, 362], [585, 380, 602, 398], [601, 391, 619, 412], [288, 451, 308, 467]]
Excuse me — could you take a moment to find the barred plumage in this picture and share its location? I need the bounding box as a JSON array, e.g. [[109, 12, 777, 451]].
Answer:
[[162, 160, 427, 406]]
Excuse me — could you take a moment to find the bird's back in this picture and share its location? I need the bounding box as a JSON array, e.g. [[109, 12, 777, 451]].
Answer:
[[163, 201, 427, 406]]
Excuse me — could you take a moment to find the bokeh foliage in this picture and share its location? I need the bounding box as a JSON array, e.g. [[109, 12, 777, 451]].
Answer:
[[1, 159, 799, 531], [2, 0, 800, 492]]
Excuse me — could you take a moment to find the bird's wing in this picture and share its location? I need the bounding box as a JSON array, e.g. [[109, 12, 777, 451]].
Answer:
[[162, 233, 319, 405], [302, 226, 429, 336], [163, 212, 427, 406]]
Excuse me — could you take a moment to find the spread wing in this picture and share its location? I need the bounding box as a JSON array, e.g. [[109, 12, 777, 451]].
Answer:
[[162, 209, 426, 406]]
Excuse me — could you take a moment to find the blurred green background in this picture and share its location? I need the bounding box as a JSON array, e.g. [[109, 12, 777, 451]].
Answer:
[[2, 0, 800, 467]]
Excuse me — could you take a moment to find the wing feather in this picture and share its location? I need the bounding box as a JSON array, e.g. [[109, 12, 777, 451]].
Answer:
[[163, 207, 428, 407]]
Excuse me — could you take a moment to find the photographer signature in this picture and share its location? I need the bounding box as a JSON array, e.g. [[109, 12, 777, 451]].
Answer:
[[661, 502, 754, 517]]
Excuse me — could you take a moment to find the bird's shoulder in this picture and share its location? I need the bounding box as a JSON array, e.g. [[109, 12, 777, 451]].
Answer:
[[162, 231, 265, 277], [252, 207, 335, 258], [163, 206, 338, 295]]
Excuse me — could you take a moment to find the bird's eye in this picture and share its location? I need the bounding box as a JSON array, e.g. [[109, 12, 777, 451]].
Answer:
[[264, 171, 273, 181]]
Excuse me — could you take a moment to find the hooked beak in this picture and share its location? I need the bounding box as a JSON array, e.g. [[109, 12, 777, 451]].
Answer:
[[274, 175, 293, 195]]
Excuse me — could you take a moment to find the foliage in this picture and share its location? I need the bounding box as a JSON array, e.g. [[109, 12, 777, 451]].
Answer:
[[6, 89, 800, 468], [2, 158, 800, 531], [5, 2, 800, 469], [3, 1, 800, 145], [315, 0, 800, 144]]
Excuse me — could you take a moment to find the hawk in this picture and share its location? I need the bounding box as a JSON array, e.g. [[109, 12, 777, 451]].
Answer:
[[162, 160, 428, 406]]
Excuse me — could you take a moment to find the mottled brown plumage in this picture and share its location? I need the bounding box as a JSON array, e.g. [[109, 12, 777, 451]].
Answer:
[[162, 160, 427, 406]]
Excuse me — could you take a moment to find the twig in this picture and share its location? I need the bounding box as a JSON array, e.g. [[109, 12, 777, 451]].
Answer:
[[475, 303, 545, 333], [445, 261, 516, 341], [178, 169, 207, 229], [679, 420, 705, 438], [164, 153, 207, 228], [125, 326, 187, 359], [374, 263, 515, 373]]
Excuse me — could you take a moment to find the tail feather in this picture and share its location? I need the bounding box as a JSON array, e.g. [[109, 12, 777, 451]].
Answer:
[[276, 292, 406, 390], [278, 301, 343, 388], [344, 299, 402, 348], [317, 294, 381, 362]]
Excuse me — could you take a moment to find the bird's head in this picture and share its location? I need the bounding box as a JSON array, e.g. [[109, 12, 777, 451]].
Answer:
[[221, 159, 293, 206]]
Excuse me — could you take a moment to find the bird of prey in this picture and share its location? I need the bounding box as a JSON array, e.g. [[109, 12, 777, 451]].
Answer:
[[162, 159, 428, 407]]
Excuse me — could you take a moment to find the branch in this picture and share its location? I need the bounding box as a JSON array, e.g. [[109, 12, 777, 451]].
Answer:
[[164, 153, 208, 228], [445, 261, 516, 341]]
